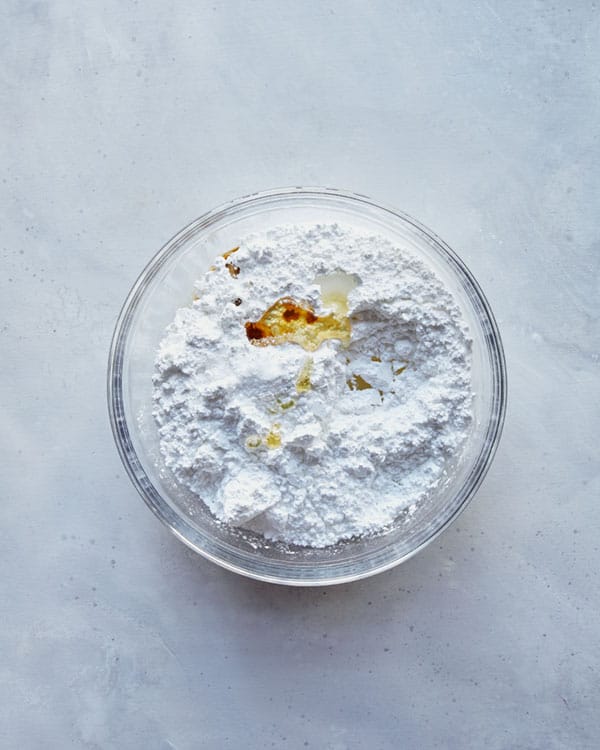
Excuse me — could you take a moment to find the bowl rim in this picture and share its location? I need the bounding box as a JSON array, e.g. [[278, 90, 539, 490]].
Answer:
[[107, 186, 507, 586]]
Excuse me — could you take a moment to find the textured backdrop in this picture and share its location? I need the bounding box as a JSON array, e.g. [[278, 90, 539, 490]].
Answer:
[[1, 2, 598, 748]]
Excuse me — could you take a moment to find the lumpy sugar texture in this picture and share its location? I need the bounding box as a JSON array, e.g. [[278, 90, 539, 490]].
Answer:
[[153, 224, 473, 547]]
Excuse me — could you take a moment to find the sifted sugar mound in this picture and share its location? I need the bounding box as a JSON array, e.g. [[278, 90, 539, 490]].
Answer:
[[153, 223, 472, 547]]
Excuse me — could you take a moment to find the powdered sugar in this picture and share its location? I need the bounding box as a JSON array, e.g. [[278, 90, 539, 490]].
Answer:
[[152, 223, 472, 547]]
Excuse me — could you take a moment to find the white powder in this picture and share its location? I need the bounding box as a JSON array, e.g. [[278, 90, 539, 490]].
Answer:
[[153, 223, 472, 548]]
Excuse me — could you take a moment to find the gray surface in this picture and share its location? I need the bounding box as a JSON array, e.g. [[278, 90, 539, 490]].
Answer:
[[1, 1, 599, 748]]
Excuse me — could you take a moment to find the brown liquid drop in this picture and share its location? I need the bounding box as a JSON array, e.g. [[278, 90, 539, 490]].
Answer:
[[282, 308, 300, 322], [347, 374, 373, 391], [222, 246, 239, 260], [245, 297, 350, 351], [226, 261, 240, 277]]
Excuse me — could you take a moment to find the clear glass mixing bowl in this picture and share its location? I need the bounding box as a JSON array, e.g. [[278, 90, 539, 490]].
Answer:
[[108, 188, 506, 585]]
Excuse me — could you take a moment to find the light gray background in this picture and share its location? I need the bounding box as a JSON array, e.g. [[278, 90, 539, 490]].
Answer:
[[2, 2, 598, 748]]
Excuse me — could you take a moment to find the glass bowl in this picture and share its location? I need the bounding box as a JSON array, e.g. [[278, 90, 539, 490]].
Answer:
[[108, 187, 506, 585]]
